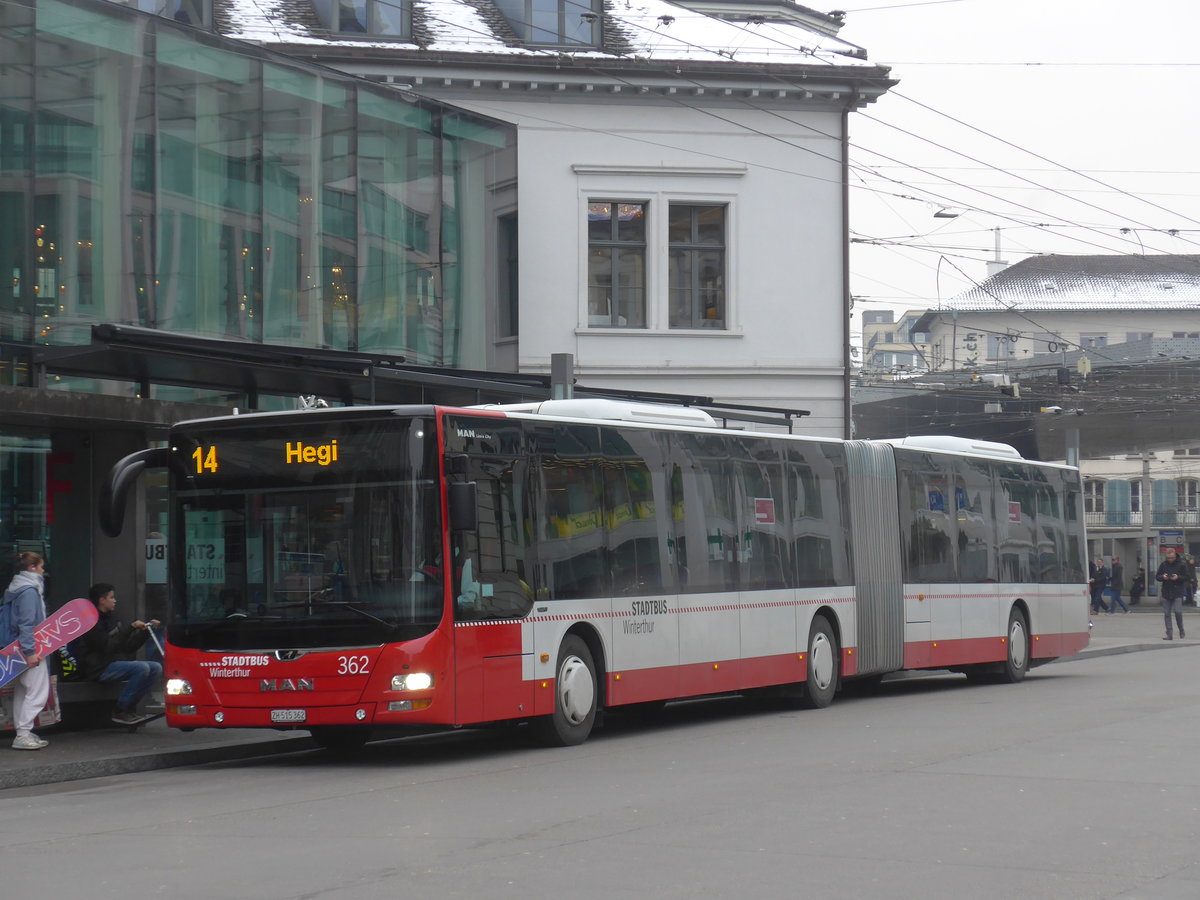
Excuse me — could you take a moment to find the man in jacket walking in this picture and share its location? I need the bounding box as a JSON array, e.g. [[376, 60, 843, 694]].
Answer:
[[1156, 547, 1191, 640]]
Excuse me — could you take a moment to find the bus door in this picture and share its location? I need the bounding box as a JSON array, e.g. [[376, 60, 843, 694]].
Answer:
[[444, 422, 537, 726], [892, 449, 959, 669]]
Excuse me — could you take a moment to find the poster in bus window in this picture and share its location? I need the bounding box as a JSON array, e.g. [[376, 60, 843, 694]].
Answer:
[[928, 489, 945, 512], [186, 515, 225, 584], [145, 536, 167, 585], [754, 498, 776, 525]]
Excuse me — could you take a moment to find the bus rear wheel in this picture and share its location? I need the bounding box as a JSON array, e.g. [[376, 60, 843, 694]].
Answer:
[[532, 635, 598, 746], [799, 614, 839, 708]]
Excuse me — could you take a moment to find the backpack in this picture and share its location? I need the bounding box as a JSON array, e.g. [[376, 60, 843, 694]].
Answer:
[[0, 593, 14, 646]]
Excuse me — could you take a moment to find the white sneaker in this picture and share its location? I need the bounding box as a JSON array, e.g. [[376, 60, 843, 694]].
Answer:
[[12, 733, 48, 751]]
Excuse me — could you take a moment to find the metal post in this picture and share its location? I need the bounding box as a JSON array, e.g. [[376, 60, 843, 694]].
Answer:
[[550, 353, 574, 400], [1142, 452, 1154, 598]]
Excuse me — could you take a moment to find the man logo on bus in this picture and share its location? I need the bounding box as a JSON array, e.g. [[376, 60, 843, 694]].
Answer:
[[260, 678, 315, 692]]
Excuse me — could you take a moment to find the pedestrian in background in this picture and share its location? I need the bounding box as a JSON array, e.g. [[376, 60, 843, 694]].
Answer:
[[1131, 568, 1146, 605], [1108, 555, 1129, 613], [1156, 548, 1190, 640], [1186, 555, 1198, 608], [2, 552, 50, 750], [1089, 557, 1109, 615]]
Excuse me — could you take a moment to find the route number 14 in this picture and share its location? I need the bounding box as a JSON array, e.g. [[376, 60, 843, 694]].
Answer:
[[192, 446, 218, 474]]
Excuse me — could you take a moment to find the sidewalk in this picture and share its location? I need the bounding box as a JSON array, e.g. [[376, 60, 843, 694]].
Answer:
[[2, 606, 1196, 790], [0, 717, 315, 790], [1072, 603, 1200, 658]]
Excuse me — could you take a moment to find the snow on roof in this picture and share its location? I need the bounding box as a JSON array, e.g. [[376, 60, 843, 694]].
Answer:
[[937, 254, 1200, 312], [218, 0, 875, 67]]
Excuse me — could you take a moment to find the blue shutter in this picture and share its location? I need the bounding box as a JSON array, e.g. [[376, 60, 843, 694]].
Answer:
[[1152, 479, 1177, 526], [1106, 480, 1130, 526]]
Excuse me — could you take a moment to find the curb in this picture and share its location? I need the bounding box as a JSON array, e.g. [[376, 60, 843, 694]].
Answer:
[[1063, 641, 1200, 663], [0, 735, 314, 791]]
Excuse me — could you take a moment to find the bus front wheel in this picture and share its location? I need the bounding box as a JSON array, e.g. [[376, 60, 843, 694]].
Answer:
[[532, 635, 598, 746], [799, 615, 839, 708], [1000, 607, 1030, 683]]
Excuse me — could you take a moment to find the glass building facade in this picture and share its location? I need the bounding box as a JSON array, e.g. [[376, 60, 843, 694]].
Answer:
[[0, 0, 516, 592], [0, 0, 516, 378]]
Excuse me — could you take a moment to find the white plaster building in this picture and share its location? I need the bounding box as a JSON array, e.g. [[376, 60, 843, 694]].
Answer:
[[195, 0, 895, 436]]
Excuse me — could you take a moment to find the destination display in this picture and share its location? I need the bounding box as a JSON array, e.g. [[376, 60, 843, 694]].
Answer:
[[172, 416, 433, 489]]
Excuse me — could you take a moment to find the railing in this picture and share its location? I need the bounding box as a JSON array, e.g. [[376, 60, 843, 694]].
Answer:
[[1086, 509, 1200, 529]]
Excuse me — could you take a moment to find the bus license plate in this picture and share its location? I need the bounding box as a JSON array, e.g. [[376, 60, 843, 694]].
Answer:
[[270, 709, 306, 723]]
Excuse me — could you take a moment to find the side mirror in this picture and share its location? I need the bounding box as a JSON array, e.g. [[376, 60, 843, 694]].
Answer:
[[448, 482, 477, 533]]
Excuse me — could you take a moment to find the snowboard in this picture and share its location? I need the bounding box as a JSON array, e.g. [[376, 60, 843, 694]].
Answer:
[[0, 598, 99, 689]]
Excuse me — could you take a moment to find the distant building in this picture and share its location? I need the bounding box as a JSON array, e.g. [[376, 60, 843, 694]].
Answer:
[[912, 254, 1200, 371], [861, 309, 930, 375], [1082, 449, 1200, 587], [855, 253, 1200, 571]]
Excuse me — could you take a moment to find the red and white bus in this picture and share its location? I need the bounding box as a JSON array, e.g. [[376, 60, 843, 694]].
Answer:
[[102, 399, 1089, 749]]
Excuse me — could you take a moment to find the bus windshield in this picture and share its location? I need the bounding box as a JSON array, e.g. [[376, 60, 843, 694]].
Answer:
[[168, 414, 443, 651]]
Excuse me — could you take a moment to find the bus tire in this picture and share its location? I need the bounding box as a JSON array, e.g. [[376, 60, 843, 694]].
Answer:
[[310, 726, 372, 752], [532, 635, 598, 746], [799, 614, 839, 708], [1001, 607, 1030, 683]]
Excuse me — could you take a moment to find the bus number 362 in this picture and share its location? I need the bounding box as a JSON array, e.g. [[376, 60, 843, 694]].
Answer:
[[338, 655, 369, 675]]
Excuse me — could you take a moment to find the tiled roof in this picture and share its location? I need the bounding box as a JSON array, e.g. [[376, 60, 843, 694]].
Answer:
[[216, 0, 873, 66], [941, 254, 1200, 312]]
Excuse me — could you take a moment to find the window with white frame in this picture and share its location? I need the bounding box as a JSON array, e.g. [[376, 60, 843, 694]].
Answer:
[[587, 201, 646, 328], [314, 0, 410, 37], [1129, 479, 1142, 514], [495, 0, 601, 46], [1083, 479, 1105, 514], [1178, 479, 1200, 510], [668, 204, 726, 329], [585, 198, 729, 331]]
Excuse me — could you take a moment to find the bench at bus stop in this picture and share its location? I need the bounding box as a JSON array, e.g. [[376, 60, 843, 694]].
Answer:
[[57, 679, 129, 729]]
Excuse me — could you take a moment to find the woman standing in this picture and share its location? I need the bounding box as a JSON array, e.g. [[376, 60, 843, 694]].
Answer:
[[3, 552, 50, 750]]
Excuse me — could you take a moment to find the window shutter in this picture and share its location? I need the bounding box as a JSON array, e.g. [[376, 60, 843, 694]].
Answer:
[[1106, 480, 1130, 526], [1152, 479, 1177, 526]]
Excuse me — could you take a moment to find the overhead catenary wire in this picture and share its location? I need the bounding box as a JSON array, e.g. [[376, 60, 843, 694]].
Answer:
[[246, 0, 1200, 350]]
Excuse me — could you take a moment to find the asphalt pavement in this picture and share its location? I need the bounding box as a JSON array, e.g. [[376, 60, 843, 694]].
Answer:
[[1, 604, 1194, 790]]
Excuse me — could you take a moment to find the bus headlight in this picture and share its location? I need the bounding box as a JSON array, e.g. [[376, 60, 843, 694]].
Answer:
[[166, 678, 193, 696], [391, 672, 433, 691]]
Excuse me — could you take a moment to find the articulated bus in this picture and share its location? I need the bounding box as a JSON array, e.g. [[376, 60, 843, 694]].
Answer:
[[102, 399, 1090, 749]]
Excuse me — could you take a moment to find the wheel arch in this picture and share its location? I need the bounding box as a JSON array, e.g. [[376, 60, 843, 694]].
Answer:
[[564, 622, 607, 708], [1010, 597, 1032, 632], [812, 604, 845, 668]]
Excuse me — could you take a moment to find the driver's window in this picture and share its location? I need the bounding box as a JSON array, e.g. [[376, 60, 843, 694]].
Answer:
[[453, 458, 536, 621]]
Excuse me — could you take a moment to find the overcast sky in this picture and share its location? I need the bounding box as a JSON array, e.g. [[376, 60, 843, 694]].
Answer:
[[836, 0, 1200, 343]]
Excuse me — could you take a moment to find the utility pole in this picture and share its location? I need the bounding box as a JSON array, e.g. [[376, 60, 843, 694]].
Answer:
[[1142, 451, 1153, 597], [550, 353, 574, 400]]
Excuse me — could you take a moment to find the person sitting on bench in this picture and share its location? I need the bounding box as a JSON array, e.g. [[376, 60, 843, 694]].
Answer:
[[78, 583, 162, 725]]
